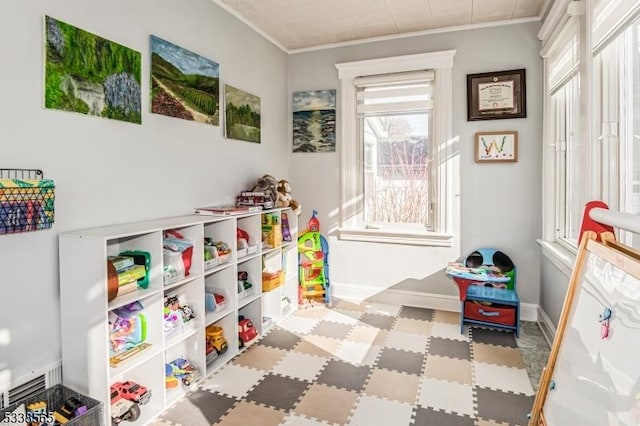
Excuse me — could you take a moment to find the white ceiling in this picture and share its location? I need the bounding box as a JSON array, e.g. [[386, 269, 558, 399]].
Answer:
[[213, 0, 549, 52]]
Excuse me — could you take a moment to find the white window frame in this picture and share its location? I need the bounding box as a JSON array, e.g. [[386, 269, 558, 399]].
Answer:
[[539, 0, 587, 257], [335, 50, 456, 246]]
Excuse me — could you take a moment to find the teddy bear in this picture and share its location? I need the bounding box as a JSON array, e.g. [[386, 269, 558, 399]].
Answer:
[[251, 174, 278, 207], [276, 179, 301, 215]]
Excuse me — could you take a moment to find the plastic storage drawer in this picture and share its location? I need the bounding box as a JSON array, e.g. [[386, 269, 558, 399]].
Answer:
[[464, 302, 516, 326]]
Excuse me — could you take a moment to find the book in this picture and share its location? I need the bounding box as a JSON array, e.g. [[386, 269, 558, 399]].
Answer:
[[193, 205, 263, 216]]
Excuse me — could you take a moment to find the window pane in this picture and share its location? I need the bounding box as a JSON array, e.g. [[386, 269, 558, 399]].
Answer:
[[362, 113, 431, 227], [551, 74, 580, 245], [565, 75, 581, 242], [622, 20, 640, 247]]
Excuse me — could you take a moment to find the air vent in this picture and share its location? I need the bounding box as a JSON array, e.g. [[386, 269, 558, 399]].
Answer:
[[8, 375, 46, 405], [0, 362, 62, 409]]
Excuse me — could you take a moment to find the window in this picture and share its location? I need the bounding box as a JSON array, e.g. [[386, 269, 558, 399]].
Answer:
[[541, 0, 640, 254], [543, 17, 582, 247], [593, 11, 640, 247], [357, 72, 434, 230], [335, 51, 456, 246], [540, 0, 585, 251]]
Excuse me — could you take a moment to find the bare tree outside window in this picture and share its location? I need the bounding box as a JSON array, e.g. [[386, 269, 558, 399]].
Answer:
[[363, 113, 431, 227]]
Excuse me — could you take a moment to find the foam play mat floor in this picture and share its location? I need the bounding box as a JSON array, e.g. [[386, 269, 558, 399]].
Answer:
[[152, 299, 547, 426]]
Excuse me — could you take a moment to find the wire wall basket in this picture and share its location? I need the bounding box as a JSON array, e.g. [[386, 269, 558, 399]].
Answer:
[[0, 169, 55, 234]]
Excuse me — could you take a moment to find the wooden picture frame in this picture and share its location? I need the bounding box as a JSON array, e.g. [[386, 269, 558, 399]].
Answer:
[[467, 69, 526, 121], [529, 231, 640, 426], [475, 131, 518, 163]]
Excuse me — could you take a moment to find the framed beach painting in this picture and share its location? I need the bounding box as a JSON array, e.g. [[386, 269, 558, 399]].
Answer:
[[292, 89, 336, 153], [224, 85, 261, 143], [150, 35, 220, 125], [44, 16, 142, 124]]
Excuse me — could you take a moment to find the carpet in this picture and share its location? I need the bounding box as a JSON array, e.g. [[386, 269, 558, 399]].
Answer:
[[152, 299, 540, 426]]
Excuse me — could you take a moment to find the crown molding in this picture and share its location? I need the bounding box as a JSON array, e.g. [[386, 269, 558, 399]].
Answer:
[[291, 17, 540, 54]]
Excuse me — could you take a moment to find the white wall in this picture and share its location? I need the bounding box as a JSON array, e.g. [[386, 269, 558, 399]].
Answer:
[[0, 0, 288, 384], [288, 22, 543, 305]]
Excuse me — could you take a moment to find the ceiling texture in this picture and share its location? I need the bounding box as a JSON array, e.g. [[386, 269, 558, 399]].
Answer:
[[213, 0, 550, 52]]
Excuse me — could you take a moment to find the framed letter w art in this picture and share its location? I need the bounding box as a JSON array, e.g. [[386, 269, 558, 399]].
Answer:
[[475, 131, 518, 163]]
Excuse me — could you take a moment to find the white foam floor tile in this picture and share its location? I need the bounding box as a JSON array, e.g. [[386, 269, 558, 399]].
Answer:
[[417, 377, 475, 416], [473, 361, 535, 396], [334, 340, 375, 365], [383, 330, 429, 353], [365, 302, 402, 317], [272, 352, 328, 381], [279, 316, 320, 334], [347, 395, 414, 426], [361, 344, 382, 366], [323, 309, 361, 325], [199, 364, 266, 398], [429, 322, 470, 342]]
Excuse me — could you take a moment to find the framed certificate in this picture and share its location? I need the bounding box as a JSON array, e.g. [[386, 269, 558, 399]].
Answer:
[[467, 69, 526, 121]]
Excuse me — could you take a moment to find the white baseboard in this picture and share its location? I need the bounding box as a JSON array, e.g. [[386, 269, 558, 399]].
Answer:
[[331, 282, 539, 321], [536, 306, 557, 346]]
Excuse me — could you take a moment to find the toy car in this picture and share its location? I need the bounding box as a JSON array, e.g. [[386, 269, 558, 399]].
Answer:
[[52, 396, 87, 424], [114, 380, 151, 405], [238, 316, 258, 347], [110, 384, 140, 425], [206, 339, 220, 364], [206, 325, 228, 356], [168, 357, 198, 386]]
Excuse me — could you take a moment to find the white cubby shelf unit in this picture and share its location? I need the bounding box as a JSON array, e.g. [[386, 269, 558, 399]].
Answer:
[[59, 208, 298, 425]]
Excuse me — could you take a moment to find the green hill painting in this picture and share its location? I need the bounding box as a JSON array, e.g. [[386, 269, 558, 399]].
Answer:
[[44, 16, 142, 124], [224, 85, 260, 143], [150, 35, 219, 125]]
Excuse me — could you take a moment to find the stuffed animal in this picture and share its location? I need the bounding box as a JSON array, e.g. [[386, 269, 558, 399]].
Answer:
[[276, 179, 301, 215], [251, 174, 278, 207]]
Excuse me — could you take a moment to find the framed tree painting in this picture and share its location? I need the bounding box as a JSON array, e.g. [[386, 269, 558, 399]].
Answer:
[[224, 84, 261, 143]]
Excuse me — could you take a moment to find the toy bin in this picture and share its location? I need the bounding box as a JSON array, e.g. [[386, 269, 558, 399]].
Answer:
[[0, 384, 102, 426], [262, 270, 283, 292]]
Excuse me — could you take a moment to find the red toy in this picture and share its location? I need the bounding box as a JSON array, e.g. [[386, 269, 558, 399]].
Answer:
[[110, 383, 141, 425], [238, 316, 258, 347], [113, 381, 151, 405]]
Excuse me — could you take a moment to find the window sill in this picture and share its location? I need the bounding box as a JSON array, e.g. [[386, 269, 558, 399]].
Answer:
[[537, 239, 577, 277], [338, 227, 453, 247]]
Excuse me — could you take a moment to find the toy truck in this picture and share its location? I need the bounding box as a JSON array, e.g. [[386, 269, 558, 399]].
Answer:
[[113, 381, 151, 405], [110, 385, 140, 425], [238, 316, 258, 347]]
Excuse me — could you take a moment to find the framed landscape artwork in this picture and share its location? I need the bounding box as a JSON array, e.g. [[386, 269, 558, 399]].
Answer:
[[292, 89, 336, 153], [224, 85, 261, 143], [44, 16, 142, 124], [150, 35, 220, 125]]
